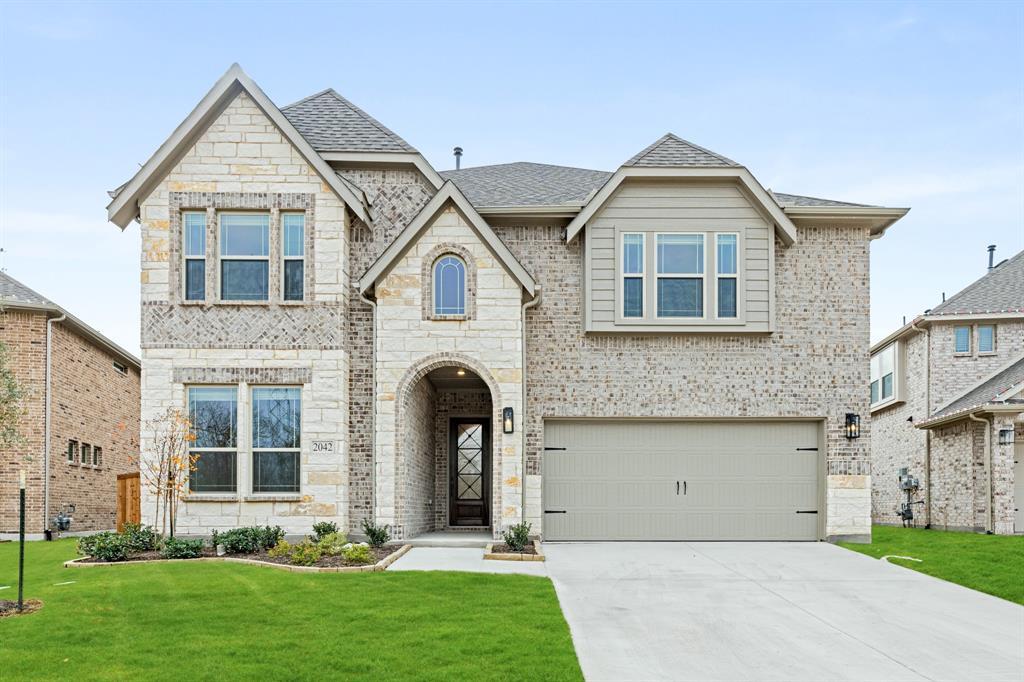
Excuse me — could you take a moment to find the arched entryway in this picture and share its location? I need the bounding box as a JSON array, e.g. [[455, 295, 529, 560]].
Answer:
[[393, 357, 502, 539]]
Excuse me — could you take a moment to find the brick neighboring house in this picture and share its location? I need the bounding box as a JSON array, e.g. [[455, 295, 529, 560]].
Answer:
[[870, 248, 1024, 534], [0, 273, 140, 538], [107, 64, 910, 543]]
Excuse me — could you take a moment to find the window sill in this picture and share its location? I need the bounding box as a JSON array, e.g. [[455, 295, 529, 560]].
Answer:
[[953, 352, 972, 358], [427, 314, 469, 322], [243, 494, 302, 502], [978, 351, 997, 357], [870, 398, 904, 414], [185, 494, 239, 502]]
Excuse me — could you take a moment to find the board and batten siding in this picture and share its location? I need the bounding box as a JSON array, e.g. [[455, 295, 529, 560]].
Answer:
[[585, 180, 773, 333]]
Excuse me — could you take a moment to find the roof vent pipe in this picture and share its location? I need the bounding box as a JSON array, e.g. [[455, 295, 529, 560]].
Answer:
[[988, 244, 996, 270], [454, 146, 463, 170]]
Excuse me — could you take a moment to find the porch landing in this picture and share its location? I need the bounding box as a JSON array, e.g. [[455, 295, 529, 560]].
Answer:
[[405, 531, 493, 548]]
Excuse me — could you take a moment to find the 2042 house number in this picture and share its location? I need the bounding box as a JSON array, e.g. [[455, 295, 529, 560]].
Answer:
[[312, 441, 336, 453]]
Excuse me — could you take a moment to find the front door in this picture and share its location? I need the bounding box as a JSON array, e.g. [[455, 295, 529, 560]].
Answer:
[[449, 419, 490, 526]]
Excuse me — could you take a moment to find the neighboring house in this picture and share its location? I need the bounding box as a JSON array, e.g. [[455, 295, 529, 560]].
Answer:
[[0, 273, 140, 538], [870, 249, 1024, 534], [106, 64, 909, 543]]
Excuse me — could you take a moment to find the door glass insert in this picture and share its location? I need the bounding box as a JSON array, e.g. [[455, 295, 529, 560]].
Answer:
[[457, 423, 484, 502]]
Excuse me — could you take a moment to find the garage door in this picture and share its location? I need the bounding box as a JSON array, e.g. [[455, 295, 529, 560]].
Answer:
[[542, 420, 821, 541]]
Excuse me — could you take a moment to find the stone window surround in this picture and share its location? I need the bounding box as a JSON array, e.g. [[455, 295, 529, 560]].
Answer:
[[169, 192, 315, 306], [421, 243, 477, 321]]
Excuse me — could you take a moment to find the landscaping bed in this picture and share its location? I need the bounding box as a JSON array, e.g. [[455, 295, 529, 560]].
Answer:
[[484, 524, 544, 561], [0, 599, 43, 618]]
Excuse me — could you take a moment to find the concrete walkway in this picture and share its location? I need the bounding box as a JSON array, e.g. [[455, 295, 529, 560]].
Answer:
[[544, 542, 1024, 682], [387, 547, 548, 576]]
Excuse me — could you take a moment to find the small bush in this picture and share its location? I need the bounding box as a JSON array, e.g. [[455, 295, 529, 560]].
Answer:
[[316, 532, 348, 556], [268, 539, 292, 559], [217, 526, 284, 554], [361, 519, 391, 548], [80, 532, 131, 562], [342, 543, 374, 565], [121, 523, 159, 552], [289, 540, 322, 566], [161, 537, 204, 559], [502, 522, 532, 552], [312, 521, 339, 542]]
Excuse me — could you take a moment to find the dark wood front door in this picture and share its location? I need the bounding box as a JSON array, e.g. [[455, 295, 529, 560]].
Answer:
[[449, 419, 490, 526]]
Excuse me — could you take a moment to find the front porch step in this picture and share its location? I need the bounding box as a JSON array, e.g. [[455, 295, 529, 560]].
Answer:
[[405, 530, 493, 548]]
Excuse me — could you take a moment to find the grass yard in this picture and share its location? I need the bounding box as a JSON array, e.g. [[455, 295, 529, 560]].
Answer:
[[840, 525, 1024, 605], [0, 539, 582, 681]]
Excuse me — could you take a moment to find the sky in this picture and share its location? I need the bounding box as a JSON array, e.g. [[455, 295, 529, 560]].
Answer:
[[0, 1, 1021, 356]]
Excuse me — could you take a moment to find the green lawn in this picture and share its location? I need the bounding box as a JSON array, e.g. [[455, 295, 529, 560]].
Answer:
[[840, 525, 1024, 605], [0, 540, 581, 681]]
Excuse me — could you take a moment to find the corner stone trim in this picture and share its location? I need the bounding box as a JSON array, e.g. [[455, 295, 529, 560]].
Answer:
[[171, 367, 313, 384]]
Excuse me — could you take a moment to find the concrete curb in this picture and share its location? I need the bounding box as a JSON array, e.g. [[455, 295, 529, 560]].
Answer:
[[483, 541, 545, 562], [64, 544, 413, 574]]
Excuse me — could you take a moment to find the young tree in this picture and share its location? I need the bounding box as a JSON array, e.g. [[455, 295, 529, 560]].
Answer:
[[0, 341, 26, 451], [138, 408, 197, 537]]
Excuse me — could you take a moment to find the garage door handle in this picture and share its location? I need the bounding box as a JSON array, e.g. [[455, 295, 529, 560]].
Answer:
[[795, 510, 818, 514], [544, 510, 567, 514]]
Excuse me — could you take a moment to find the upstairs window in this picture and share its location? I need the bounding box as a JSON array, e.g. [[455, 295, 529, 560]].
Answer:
[[67, 440, 78, 464], [93, 446, 102, 467], [183, 212, 206, 301], [870, 343, 896, 406], [188, 387, 238, 493], [433, 255, 466, 316], [282, 213, 305, 301], [656, 234, 704, 318], [220, 214, 270, 301], [954, 326, 971, 354], [621, 233, 645, 318], [81, 444, 92, 468], [978, 325, 995, 353], [716, 234, 738, 318]]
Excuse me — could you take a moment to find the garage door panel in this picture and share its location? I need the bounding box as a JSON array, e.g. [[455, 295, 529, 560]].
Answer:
[[543, 420, 820, 541]]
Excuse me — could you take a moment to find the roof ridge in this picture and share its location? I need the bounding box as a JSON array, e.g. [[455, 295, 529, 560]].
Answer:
[[625, 132, 740, 167], [441, 160, 611, 174], [322, 88, 414, 151], [279, 88, 336, 111]]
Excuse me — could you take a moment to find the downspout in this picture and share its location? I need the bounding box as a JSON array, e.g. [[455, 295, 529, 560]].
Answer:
[[360, 291, 377, 531], [968, 412, 993, 534], [520, 287, 542, 526], [911, 320, 931, 527], [44, 312, 67, 536]]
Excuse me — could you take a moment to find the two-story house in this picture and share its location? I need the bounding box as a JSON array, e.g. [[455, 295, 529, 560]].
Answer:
[[107, 64, 909, 543], [870, 248, 1023, 534]]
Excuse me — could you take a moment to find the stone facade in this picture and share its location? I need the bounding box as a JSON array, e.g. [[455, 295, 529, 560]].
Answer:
[[0, 309, 139, 536]]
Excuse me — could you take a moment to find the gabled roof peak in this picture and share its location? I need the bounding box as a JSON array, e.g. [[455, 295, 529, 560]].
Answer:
[[624, 133, 740, 168], [281, 87, 416, 153]]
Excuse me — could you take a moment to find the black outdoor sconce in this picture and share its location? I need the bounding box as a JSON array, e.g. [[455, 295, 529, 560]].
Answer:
[[845, 413, 861, 440], [503, 407, 514, 434], [998, 428, 1015, 446]]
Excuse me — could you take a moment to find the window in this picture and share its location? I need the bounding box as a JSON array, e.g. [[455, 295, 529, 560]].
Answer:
[[67, 440, 78, 464], [282, 213, 305, 301], [219, 214, 269, 301], [251, 387, 301, 494], [112, 361, 128, 375], [656, 234, 704, 318], [183, 211, 207, 301], [188, 387, 238, 493], [621, 233, 644, 318], [978, 325, 995, 353], [433, 255, 466, 316], [870, 344, 896, 406], [81, 444, 91, 468], [92, 446, 102, 467], [716, 234, 738, 318], [954, 326, 971, 354]]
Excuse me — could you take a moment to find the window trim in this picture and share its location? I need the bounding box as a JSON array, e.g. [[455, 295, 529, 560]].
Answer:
[[250, 385, 302, 496], [217, 211, 271, 303], [281, 212, 305, 302], [620, 232, 646, 319], [714, 232, 739, 320], [187, 384, 240, 495], [953, 325, 972, 355], [870, 341, 902, 411], [977, 324, 996, 355], [182, 210, 207, 302], [432, 254, 468, 318]]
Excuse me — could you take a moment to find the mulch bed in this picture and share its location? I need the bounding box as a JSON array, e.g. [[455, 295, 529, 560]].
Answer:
[[77, 547, 217, 563], [490, 542, 538, 555], [0, 599, 43, 617], [76, 544, 402, 568]]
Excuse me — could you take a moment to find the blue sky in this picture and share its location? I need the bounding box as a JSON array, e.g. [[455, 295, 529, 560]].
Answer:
[[1, 1, 1021, 355]]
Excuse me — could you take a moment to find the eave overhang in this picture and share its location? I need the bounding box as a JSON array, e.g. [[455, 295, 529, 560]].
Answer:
[[784, 206, 910, 239]]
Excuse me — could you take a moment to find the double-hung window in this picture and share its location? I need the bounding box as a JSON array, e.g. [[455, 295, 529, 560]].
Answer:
[[220, 214, 270, 301], [954, 326, 971, 354], [870, 344, 896, 406], [183, 212, 206, 301], [621, 233, 645, 318], [716, 234, 738, 318], [978, 325, 995, 353], [282, 213, 305, 301], [656, 234, 704, 318], [188, 387, 238, 493], [251, 387, 301, 494]]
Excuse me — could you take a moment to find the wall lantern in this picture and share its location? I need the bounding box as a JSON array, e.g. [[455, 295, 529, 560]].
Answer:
[[844, 413, 861, 440], [502, 407, 514, 434], [998, 428, 1015, 446]]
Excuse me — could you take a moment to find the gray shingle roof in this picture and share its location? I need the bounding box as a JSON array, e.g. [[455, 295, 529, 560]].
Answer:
[[771, 192, 878, 208], [624, 133, 740, 167], [929, 249, 1024, 316], [439, 162, 612, 207], [928, 356, 1024, 422], [281, 89, 416, 153], [0, 271, 54, 307]]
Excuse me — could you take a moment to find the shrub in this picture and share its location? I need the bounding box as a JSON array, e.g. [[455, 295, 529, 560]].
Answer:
[[316, 532, 348, 556], [121, 523, 159, 552], [361, 519, 391, 548], [216, 526, 284, 554], [80, 532, 131, 562], [161, 537, 204, 559], [502, 522, 532, 552], [268, 539, 292, 559], [312, 521, 339, 542], [288, 540, 322, 566], [342, 543, 374, 565]]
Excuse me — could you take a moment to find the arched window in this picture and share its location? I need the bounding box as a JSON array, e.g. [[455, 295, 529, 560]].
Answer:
[[433, 255, 466, 316]]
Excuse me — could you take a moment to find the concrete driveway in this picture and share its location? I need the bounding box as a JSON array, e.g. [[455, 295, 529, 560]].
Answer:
[[544, 542, 1024, 682]]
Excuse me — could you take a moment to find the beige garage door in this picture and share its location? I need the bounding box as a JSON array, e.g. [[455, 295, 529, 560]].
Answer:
[[542, 420, 821, 541]]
